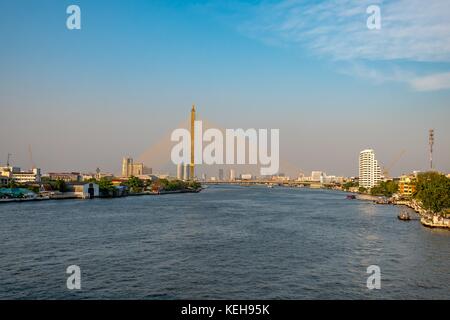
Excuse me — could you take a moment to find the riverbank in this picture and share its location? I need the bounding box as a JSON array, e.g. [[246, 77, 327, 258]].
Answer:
[[0, 187, 203, 204], [358, 195, 450, 230], [398, 199, 450, 229]]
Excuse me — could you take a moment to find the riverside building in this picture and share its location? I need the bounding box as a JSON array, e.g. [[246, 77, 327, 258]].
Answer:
[[121, 157, 151, 177], [0, 166, 41, 183], [359, 149, 381, 189]]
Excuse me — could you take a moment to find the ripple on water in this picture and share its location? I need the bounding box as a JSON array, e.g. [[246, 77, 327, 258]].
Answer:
[[0, 185, 449, 299]]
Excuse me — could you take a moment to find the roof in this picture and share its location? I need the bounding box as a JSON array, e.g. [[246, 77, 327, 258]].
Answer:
[[0, 188, 36, 196]]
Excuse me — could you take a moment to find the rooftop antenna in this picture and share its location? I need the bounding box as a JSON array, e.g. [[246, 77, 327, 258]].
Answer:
[[429, 129, 434, 170], [6, 153, 11, 167]]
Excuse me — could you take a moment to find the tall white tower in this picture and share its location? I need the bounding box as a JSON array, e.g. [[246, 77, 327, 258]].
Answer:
[[359, 149, 381, 189]]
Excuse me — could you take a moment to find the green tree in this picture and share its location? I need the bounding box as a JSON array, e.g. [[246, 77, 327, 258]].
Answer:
[[370, 181, 398, 197], [188, 181, 201, 190], [124, 176, 144, 193], [25, 185, 40, 193], [157, 179, 169, 190], [342, 181, 358, 191], [98, 177, 114, 196], [6, 180, 18, 189], [358, 186, 367, 193], [54, 179, 68, 192], [414, 172, 450, 214]]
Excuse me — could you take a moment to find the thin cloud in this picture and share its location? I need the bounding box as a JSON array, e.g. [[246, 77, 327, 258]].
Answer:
[[240, 0, 450, 62], [339, 63, 450, 92], [411, 72, 450, 92], [218, 0, 450, 91]]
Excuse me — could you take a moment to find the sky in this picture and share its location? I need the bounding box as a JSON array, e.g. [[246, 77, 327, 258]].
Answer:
[[0, 0, 449, 177]]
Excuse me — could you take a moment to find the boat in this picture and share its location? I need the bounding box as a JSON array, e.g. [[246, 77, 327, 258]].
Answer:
[[346, 194, 356, 200], [398, 211, 411, 221]]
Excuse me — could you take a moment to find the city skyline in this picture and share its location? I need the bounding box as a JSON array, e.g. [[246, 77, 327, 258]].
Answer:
[[1, 1, 449, 176]]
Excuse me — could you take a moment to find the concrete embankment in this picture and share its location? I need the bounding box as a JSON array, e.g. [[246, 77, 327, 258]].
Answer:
[[396, 199, 450, 230], [354, 194, 449, 230], [420, 215, 450, 229], [356, 194, 382, 202]]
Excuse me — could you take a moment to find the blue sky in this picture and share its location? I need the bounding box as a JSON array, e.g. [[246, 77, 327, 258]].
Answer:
[[0, 0, 449, 176]]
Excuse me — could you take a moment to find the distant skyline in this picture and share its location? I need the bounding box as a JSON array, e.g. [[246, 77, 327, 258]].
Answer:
[[1, 1, 449, 177]]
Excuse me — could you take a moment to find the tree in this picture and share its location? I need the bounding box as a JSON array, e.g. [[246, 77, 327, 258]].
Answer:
[[188, 181, 201, 190], [370, 181, 398, 197], [343, 181, 358, 191], [53, 179, 68, 192], [358, 186, 367, 193], [98, 177, 114, 196], [124, 176, 144, 193], [414, 172, 450, 214], [25, 185, 40, 193], [6, 180, 18, 189]]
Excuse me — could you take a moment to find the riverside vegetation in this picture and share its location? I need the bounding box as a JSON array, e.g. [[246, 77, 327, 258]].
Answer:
[[1, 176, 202, 199]]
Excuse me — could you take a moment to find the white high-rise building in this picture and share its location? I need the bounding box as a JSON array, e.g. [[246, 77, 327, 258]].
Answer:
[[359, 149, 381, 189]]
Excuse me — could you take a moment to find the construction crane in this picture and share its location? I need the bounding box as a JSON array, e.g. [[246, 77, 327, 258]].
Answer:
[[382, 150, 406, 179]]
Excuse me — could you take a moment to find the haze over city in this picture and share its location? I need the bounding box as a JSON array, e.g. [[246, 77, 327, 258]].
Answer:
[[1, 0, 449, 177]]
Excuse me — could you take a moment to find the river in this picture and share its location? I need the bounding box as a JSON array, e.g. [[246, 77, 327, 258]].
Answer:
[[0, 185, 449, 299]]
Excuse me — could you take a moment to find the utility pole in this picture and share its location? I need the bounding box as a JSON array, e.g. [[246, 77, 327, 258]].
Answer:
[[429, 129, 434, 170]]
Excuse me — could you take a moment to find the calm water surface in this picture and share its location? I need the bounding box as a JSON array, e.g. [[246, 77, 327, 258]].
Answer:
[[0, 185, 449, 299]]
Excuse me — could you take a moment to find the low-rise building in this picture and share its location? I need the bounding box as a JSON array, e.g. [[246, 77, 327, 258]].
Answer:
[[14, 168, 41, 183], [81, 172, 114, 181], [72, 183, 99, 199], [0, 176, 10, 186], [122, 157, 152, 177], [0, 188, 37, 199], [1, 167, 41, 183], [398, 174, 416, 197], [271, 175, 290, 182], [48, 172, 81, 182]]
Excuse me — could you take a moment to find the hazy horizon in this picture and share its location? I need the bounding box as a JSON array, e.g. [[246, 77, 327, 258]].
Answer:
[[1, 0, 449, 177]]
